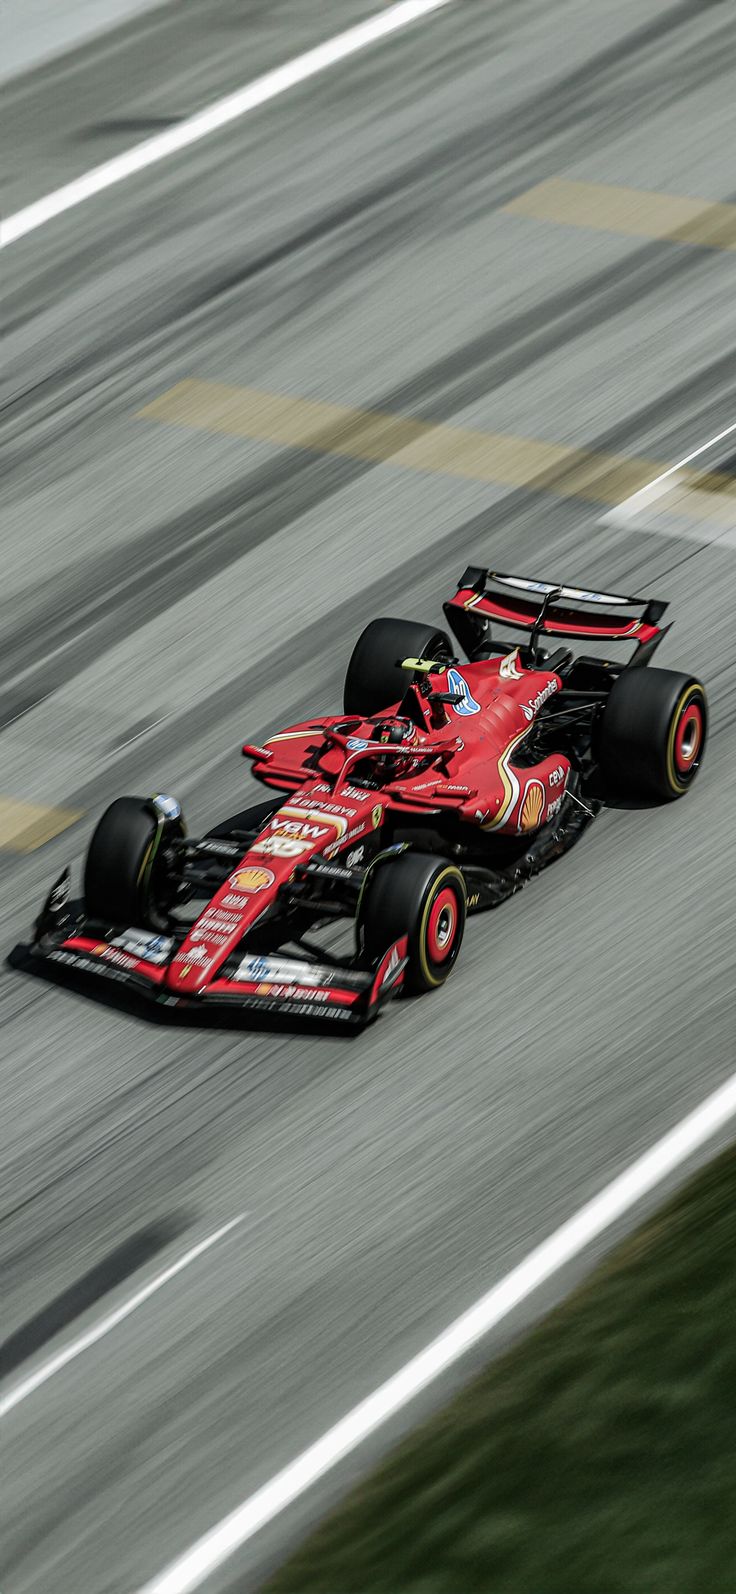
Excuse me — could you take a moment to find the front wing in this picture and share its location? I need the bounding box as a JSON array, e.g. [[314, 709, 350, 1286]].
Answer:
[[29, 882, 408, 1027]]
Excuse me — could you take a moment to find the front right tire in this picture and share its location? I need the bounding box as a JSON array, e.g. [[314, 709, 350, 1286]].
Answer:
[[83, 795, 184, 929]]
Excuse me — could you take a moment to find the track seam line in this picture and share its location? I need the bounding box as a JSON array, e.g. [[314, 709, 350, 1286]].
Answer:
[[0, 0, 455, 247], [0, 1216, 245, 1418], [137, 1072, 736, 1594]]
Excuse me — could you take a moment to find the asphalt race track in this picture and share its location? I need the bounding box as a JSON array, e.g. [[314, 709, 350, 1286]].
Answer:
[[2, 1, 735, 1589]]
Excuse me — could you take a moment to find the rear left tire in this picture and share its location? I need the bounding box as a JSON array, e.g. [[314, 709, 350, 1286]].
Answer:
[[598, 669, 707, 801]]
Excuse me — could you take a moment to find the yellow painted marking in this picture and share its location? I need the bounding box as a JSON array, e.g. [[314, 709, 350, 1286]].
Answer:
[[0, 796, 82, 853], [503, 178, 736, 253], [138, 381, 736, 527]]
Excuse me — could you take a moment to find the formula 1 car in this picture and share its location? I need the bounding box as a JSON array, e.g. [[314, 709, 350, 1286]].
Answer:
[[29, 567, 707, 1026]]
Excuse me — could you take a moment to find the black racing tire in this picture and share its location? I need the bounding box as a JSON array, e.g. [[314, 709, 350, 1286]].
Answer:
[[598, 669, 707, 802], [83, 796, 183, 930], [344, 617, 453, 717], [358, 851, 466, 994]]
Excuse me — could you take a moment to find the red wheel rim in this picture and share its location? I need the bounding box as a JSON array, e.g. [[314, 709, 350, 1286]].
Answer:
[[674, 702, 703, 775], [426, 887, 458, 963]]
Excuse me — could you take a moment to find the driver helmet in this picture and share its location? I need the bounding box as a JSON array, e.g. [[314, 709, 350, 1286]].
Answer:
[[371, 717, 419, 777]]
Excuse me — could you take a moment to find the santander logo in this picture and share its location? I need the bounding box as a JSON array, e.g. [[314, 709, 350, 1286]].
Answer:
[[521, 679, 559, 721]]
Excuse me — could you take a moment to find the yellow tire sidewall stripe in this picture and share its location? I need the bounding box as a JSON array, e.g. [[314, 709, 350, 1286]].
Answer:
[[417, 865, 467, 988], [665, 683, 705, 794]]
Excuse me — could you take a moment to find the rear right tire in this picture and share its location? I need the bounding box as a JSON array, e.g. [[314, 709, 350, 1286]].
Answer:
[[344, 617, 453, 717]]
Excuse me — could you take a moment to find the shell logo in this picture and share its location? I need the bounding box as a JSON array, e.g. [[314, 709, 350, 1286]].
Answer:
[[229, 866, 275, 893], [519, 782, 545, 832]]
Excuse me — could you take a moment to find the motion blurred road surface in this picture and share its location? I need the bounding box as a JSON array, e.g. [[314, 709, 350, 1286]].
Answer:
[[2, 1, 735, 1589]]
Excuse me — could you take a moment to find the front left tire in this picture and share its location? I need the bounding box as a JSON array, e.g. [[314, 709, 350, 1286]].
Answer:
[[358, 851, 467, 993]]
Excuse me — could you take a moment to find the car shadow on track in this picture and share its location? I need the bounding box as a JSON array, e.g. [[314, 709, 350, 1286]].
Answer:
[[0, 1213, 191, 1380]]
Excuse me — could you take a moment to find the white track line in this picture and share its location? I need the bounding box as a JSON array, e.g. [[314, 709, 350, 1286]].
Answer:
[[601, 419, 736, 530], [139, 1070, 736, 1594], [0, 1215, 245, 1419], [0, 0, 455, 249], [624, 419, 736, 497]]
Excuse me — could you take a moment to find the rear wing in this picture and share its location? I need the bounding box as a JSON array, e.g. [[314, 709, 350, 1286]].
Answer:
[[445, 566, 669, 656]]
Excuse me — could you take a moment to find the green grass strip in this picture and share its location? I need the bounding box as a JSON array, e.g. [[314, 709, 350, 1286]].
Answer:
[[269, 1143, 736, 1594]]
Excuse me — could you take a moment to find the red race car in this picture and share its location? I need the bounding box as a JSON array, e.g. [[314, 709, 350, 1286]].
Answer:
[[29, 567, 707, 1026]]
